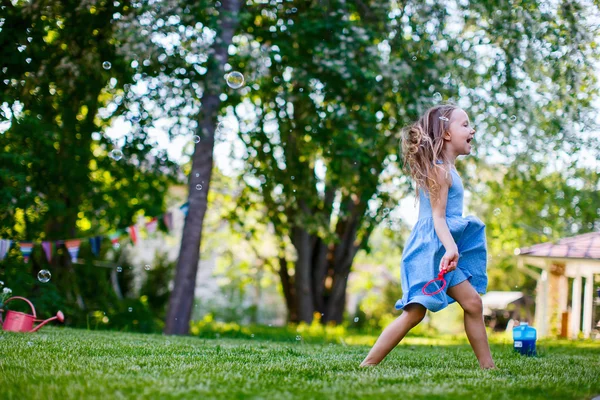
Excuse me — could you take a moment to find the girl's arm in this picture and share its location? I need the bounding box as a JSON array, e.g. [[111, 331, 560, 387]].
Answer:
[[431, 167, 459, 271]]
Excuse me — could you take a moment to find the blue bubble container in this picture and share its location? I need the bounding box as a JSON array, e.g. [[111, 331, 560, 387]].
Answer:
[[513, 322, 537, 356]]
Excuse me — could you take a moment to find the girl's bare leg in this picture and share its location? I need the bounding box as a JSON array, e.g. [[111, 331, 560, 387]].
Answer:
[[446, 280, 496, 369], [359, 303, 426, 367]]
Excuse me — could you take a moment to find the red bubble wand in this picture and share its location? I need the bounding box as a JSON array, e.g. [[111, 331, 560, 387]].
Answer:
[[422, 261, 456, 296], [422, 270, 447, 296]]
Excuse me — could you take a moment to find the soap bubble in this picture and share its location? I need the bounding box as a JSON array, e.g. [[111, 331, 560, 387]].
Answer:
[[196, 184, 203, 190], [110, 149, 123, 161], [354, 317, 359, 323], [102, 61, 112, 70], [433, 92, 443, 102], [144, 265, 151, 271], [250, 334, 255, 338], [510, 115, 517, 122], [225, 71, 244, 89], [295, 335, 301, 341], [116, 266, 122, 272], [193, 135, 201, 144], [493, 208, 502, 216], [37, 269, 51, 283], [128, 307, 133, 312]]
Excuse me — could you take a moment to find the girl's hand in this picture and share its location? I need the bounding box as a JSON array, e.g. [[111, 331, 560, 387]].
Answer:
[[440, 248, 459, 273]]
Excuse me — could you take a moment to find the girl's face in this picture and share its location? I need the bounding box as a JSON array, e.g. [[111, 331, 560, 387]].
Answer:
[[445, 109, 475, 156]]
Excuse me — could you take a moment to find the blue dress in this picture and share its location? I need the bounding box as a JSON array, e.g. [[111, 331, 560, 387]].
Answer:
[[394, 162, 488, 312]]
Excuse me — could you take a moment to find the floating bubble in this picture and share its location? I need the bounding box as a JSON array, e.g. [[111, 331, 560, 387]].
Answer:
[[433, 92, 443, 102], [354, 317, 359, 323], [215, 121, 231, 137], [37, 269, 51, 283], [493, 208, 501, 216], [295, 335, 301, 341], [196, 184, 203, 190], [116, 266, 122, 272], [130, 115, 141, 123], [110, 149, 123, 161], [193, 135, 201, 144], [102, 61, 112, 70], [195, 172, 200, 177], [510, 115, 517, 122], [250, 334, 255, 338], [144, 265, 151, 271], [128, 307, 133, 312], [225, 71, 244, 89]]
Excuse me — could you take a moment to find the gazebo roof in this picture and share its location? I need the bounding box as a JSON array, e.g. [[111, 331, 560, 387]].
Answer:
[[516, 231, 600, 260]]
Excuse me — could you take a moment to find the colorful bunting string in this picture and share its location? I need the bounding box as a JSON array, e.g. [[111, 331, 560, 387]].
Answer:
[[0, 202, 187, 264], [89, 236, 102, 256], [0, 239, 12, 261], [42, 241, 53, 262], [65, 239, 81, 263], [109, 232, 121, 249], [146, 217, 158, 234], [163, 212, 173, 232], [19, 242, 34, 263], [180, 202, 189, 217], [127, 225, 138, 245]]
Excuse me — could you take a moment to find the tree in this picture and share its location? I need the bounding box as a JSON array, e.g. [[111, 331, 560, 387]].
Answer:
[[223, 0, 600, 323], [472, 156, 600, 294], [164, 0, 243, 335], [0, 0, 177, 322]]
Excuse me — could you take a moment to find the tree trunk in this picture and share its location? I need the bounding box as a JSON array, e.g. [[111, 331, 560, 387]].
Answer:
[[277, 256, 298, 323], [164, 0, 241, 335], [292, 225, 315, 323]]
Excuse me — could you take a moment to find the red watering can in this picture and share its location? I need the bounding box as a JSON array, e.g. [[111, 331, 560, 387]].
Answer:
[[0, 296, 64, 332]]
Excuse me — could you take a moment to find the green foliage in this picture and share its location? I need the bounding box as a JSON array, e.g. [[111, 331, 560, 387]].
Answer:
[[0, 0, 180, 333], [472, 158, 600, 293]]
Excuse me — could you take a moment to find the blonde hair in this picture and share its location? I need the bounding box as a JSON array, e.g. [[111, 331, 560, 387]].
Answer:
[[401, 104, 459, 205]]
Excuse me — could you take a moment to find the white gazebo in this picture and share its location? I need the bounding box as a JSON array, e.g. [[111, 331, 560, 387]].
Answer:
[[516, 231, 600, 338]]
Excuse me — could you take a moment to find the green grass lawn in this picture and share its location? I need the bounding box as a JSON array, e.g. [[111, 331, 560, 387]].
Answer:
[[1, 327, 599, 400]]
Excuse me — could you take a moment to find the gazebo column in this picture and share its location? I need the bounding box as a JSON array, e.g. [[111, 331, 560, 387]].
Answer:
[[537, 269, 550, 337], [582, 274, 594, 338], [570, 273, 582, 339]]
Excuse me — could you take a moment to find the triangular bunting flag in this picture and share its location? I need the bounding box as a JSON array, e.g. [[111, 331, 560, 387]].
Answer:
[[109, 232, 121, 249], [65, 239, 81, 263], [163, 212, 173, 232], [42, 241, 53, 262], [89, 236, 102, 256], [145, 217, 158, 234], [19, 242, 34, 263], [179, 202, 189, 217], [0, 239, 12, 261], [127, 225, 138, 245]]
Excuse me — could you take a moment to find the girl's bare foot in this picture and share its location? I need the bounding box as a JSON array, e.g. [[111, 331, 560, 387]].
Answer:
[[359, 361, 378, 368]]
